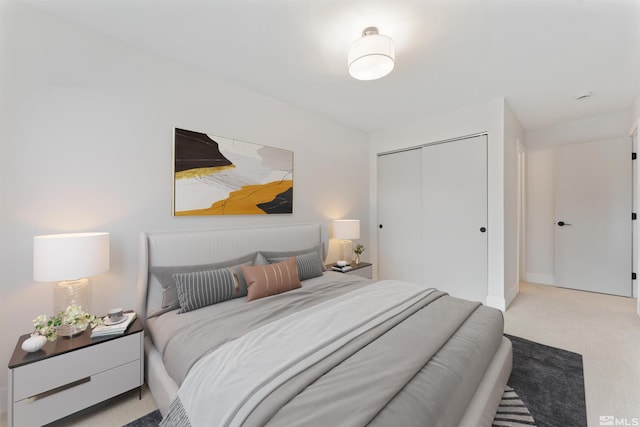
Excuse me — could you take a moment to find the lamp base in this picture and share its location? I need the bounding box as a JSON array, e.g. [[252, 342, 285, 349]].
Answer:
[[340, 240, 354, 263], [54, 278, 91, 338]]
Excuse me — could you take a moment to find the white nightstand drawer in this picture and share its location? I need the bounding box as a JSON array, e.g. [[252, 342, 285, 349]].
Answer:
[[12, 359, 141, 427], [12, 333, 141, 401], [8, 317, 144, 427]]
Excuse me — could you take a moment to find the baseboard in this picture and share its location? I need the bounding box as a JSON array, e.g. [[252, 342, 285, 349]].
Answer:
[[524, 273, 555, 285], [504, 283, 520, 309], [486, 295, 506, 311]]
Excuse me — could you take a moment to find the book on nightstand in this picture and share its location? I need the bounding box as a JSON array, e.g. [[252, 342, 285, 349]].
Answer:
[[91, 312, 137, 338], [331, 265, 353, 272]]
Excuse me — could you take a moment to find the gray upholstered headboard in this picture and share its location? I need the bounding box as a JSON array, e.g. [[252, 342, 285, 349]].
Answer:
[[136, 223, 324, 324]]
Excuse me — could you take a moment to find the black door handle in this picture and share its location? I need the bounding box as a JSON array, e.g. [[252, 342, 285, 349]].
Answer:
[[480, 227, 487, 233], [557, 221, 572, 227]]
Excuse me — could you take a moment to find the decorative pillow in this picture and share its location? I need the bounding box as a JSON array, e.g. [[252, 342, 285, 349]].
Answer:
[[257, 244, 325, 271], [266, 251, 324, 281], [149, 252, 257, 310], [241, 257, 302, 302], [173, 267, 239, 313]]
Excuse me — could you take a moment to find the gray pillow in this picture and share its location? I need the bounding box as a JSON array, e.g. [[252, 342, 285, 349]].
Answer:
[[257, 244, 325, 270], [149, 252, 257, 310], [173, 267, 238, 313], [266, 251, 324, 281]]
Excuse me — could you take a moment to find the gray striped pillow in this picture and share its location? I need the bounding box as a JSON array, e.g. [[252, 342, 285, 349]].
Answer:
[[266, 251, 324, 281], [149, 252, 257, 310], [173, 268, 238, 313]]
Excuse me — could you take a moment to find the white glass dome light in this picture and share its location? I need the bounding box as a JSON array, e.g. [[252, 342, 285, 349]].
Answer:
[[348, 27, 395, 81]]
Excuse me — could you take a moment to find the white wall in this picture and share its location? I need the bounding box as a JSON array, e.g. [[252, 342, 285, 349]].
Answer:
[[368, 98, 510, 310], [629, 92, 640, 133], [527, 110, 629, 150], [0, 2, 370, 413], [524, 149, 556, 284], [503, 100, 525, 307]]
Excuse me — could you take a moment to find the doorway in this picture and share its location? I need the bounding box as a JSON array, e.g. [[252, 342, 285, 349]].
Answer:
[[525, 138, 633, 297], [553, 139, 632, 296]]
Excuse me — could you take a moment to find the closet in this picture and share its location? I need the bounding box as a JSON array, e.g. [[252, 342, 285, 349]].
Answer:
[[377, 134, 488, 303]]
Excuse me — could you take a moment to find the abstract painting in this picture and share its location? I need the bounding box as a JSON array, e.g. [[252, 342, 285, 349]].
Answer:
[[173, 128, 293, 216]]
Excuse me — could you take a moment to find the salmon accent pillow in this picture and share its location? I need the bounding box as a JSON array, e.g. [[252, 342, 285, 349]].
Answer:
[[241, 257, 301, 302]]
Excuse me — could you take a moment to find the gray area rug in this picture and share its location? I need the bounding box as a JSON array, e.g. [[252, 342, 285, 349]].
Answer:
[[123, 408, 162, 427], [493, 386, 536, 426], [504, 334, 587, 427], [124, 335, 586, 427]]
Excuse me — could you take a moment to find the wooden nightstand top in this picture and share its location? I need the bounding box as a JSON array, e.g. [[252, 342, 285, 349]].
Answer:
[[9, 316, 143, 369], [326, 262, 372, 272]]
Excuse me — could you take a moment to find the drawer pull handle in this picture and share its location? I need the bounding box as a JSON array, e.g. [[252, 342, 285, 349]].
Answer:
[[27, 377, 91, 403]]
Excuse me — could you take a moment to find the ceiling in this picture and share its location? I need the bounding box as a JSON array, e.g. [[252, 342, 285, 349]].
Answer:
[[23, 0, 640, 133]]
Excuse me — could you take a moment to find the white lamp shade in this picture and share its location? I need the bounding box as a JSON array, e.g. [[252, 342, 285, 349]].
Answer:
[[33, 232, 110, 281], [348, 30, 395, 81], [333, 219, 360, 240]]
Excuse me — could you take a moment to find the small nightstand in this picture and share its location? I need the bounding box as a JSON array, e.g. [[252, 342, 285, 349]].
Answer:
[[7, 317, 144, 427], [327, 262, 373, 279]]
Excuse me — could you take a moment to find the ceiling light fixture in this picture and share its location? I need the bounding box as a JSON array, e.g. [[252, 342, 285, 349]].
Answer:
[[348, 27, 395, 81]]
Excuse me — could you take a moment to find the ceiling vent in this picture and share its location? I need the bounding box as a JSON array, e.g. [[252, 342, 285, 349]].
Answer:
[[575, 91, 592, 101]]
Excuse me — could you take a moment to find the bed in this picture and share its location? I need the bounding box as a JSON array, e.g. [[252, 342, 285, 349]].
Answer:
[[136, 223, 512, 427]]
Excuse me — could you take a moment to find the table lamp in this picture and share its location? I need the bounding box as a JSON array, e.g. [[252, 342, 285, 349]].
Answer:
[[333, 219, 360, 263], [33, 232, 110, 336]]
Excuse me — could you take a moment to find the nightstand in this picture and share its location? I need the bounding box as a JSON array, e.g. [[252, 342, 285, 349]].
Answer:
[[327, 262, 373, 279], [7, 317, 144, 427]]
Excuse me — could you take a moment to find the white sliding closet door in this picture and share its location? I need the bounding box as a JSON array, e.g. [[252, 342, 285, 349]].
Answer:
[[377, 148, 422, 283], [421, 136, 488, 302], [377, 135, 488, 303]]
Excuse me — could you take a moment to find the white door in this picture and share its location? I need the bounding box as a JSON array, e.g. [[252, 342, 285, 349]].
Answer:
[[377, 148, 422, 283], [554, 139, 632, 297], [421, 136, 488, 303]]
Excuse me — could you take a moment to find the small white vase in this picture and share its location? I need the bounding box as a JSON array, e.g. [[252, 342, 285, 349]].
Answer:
[[22, 334, 47, 353]]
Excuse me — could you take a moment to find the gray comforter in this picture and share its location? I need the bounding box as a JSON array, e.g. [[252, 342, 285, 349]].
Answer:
[[154, 275, 503, 427]]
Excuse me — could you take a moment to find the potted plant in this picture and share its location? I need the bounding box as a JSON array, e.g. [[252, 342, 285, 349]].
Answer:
[[33, 304, 102, 341], [354, 244, 365, 264]]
